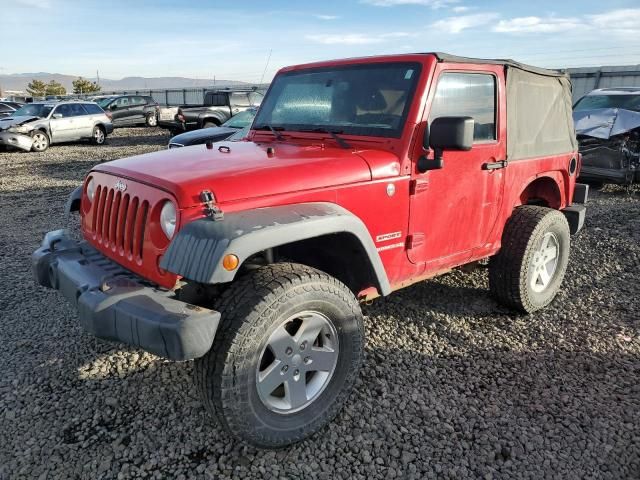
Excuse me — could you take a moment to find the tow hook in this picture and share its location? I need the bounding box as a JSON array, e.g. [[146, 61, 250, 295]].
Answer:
[[200, 190, 224, 221]]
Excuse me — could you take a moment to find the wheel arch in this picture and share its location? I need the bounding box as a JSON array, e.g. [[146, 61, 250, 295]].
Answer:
[[518, 175, 563, 209], [159, 202, 391, 296]]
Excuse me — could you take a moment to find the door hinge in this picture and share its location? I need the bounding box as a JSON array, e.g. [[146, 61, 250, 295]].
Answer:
[[409, 179, 429, 195], [406, 233, 425, 249], [482, 160, 509, 170]]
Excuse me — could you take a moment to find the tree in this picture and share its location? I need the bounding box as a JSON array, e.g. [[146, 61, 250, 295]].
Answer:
[[26, 79, 47, 97], [72, 77, 101, 94], [45, 80, 66, 96]]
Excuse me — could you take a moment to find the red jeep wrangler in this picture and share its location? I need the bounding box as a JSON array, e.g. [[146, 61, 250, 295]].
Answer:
[[33, 53, 587, 447]]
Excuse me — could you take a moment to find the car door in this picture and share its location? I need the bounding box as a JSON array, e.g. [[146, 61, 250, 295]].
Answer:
[[407, 66, 506, 270], [130, 96, 146, 124], [69, 103, 93, 138], [109, 97, 131, 126], [48, 104, 76, 142]]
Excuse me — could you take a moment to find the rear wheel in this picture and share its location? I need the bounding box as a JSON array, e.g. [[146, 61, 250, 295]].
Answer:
[[91, 125, 106, 145], [194, 263, 364, 448], [31, 131, 49, 152], [489, 206, 570, 313], [145, 113, 158, 127], [202, 121, 218, 129]]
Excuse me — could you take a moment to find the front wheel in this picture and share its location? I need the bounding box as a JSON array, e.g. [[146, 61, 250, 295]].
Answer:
[[489, 206, 570, 313], [145, 113, 158, 127], [31, 131, 50, 152], [194, 263, 364, 448]]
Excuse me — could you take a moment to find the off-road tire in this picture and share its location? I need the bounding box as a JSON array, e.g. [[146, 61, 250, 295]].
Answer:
[[145, 113, 158, 127], [194, 262, 364, 448], [31, 130, 50, 152], [91, 125, 106, 145], [489, 206, 570, 313], [202, 121, 218, 129]]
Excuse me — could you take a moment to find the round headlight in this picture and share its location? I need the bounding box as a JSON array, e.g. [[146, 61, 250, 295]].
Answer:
[[86, 178, 96, 202], [160, 201, 177, 239]]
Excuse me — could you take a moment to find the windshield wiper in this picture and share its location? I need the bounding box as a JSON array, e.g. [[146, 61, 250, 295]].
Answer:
[[254, 124, 284, 141], [300, 128, 351, 149]]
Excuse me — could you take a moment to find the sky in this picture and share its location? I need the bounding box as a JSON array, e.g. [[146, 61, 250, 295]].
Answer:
[[2, 0, 640, 82]]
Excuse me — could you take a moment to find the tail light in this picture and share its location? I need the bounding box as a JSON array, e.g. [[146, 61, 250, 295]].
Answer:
[[105, 111, 113, 120]]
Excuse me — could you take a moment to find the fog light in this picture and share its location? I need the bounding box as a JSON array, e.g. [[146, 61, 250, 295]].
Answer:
[[222, 254, 239, 271]]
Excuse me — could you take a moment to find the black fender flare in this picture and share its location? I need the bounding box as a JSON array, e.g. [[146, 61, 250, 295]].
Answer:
[[160, 202, 391, 295], [64, 186, 82, 219]]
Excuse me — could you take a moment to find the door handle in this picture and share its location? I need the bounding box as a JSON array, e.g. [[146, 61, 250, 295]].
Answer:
[[482, 160, 508, 170]]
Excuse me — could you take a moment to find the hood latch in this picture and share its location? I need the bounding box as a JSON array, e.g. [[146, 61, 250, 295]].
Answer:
[[201, 190, 224, 221]]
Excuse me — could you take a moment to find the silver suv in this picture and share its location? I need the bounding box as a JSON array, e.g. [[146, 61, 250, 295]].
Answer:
[[0, 101, 113, 152]]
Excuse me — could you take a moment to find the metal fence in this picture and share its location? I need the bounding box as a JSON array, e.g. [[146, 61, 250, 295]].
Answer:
[[567, 66, 640, 103], [88, 84, 270, 106]]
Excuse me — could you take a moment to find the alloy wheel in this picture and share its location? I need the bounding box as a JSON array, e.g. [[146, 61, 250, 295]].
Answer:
[[530, 232, 560, 293]]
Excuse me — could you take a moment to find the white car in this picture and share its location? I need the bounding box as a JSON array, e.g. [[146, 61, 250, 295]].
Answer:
[[0, 101, 113, 152]]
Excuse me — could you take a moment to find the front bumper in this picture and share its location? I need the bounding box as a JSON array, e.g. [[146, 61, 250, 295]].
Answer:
[[158, 120, 185, 131], [32, 230, 220, 360], [0, 131, 34, 151], [105, 123, 114, 135]]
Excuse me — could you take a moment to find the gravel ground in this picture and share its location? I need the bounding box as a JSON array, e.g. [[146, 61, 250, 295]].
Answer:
[[1, 128, 639, 479]]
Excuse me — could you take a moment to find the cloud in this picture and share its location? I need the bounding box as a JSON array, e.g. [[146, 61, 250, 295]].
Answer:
[[361, 0, 458, 9], [314, 14, 339, 20], [451, 6, 470, 13], [306, 32, 413, 45], [588, 8, 640, 34], [493, 16, 581, 33], [431, 13, 499, 33]]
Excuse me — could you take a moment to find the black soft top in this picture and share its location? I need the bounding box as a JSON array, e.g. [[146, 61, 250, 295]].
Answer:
[[428, 52, 566, 78]]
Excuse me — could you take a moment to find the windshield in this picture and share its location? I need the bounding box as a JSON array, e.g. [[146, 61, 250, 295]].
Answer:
[[253, 62, 421, 138], [95, 97, 114, 108], [222, 109, 256, 128], [574, 94, 640, 112], [12, 103, 54, 118]]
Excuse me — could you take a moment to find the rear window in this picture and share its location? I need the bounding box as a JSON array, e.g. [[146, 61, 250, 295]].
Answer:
[[83, 103, 104, 114]]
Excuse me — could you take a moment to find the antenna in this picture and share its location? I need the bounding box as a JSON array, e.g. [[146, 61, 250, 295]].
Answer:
[[259, 49, 272, 85]]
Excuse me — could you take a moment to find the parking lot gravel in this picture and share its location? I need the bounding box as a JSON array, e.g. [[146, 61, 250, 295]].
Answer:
[[1, 128, 638, 479]]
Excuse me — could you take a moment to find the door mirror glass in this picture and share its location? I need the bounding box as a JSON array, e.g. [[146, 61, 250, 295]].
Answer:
[[426, 116, 474, 151], [52, 113, 63, 119]]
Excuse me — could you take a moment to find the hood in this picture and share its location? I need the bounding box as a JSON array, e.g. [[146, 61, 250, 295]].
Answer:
[[170, 126, 237, 146], [573, 108, 640, 140], [0, 116, 40, 130], [95, 141, 384, 207]]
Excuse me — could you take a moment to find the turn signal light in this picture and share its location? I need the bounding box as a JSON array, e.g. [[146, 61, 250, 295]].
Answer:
[[222, 254, 239, 271]]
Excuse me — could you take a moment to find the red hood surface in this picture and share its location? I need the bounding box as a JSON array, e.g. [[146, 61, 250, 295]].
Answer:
[[94, 141, 395, 207]]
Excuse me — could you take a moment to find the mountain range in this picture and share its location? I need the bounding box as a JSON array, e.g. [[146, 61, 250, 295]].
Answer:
[[0, 72, 247, 94]]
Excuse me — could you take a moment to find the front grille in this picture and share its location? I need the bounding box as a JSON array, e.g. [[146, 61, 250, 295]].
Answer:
[[91, 185, 149, 261]]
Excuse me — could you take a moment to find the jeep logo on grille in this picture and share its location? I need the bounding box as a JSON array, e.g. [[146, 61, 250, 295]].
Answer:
[[114, 180, 127, 192]]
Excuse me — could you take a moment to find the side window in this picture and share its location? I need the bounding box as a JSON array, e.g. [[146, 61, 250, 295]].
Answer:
[[132, 96, 146, 106], [230, 93, 250, 107], [115, 97, 129, 107], [53, 104, 74, 118], [205, 93, 227, 107], [429, 72, 496, 142], [84, 103, 103, 114], [0, 104, 11, 113], [69, 104, 88, 116]]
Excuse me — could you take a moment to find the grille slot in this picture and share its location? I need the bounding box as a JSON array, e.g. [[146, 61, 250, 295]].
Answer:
[[92, 186, 148, 261]]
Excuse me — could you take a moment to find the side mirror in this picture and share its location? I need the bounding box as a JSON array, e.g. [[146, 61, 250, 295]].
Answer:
[[52, 113, 63, 119], [110, 104, 117, 110], [417, 116, 474, 173], [426, 116, 474, 152]]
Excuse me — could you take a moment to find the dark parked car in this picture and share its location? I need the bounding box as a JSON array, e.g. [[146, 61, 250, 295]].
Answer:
[[0, 101, 23, 118], [95, 95, 159, 127], [573, 87, 640, 188], [158, 87, 262, 132], [168, 108, 256, 148]]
